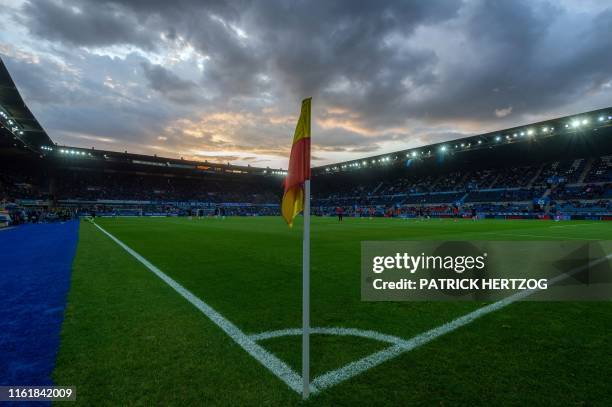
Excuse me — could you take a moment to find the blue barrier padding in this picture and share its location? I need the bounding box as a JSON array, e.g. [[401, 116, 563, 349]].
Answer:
[[0, 221, 79, 405]]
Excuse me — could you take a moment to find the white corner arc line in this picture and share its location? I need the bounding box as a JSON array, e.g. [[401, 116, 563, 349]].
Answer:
[[249, 327, 411, 347], [91, 221, 312, 394], [309, 252, 612, 393]]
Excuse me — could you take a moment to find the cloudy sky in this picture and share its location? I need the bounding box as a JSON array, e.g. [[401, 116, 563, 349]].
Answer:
[[1, 0, 611, 169]]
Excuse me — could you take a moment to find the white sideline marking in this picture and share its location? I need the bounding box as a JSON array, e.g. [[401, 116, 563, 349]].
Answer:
[[91, 221, 310, 394], [308, 252, 612, 393]]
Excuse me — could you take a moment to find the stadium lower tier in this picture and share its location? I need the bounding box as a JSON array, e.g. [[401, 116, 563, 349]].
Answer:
[[2, 195, 611, 225]]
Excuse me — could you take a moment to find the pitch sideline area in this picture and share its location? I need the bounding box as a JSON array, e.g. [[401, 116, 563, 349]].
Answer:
[[53, 217, 612, 405]]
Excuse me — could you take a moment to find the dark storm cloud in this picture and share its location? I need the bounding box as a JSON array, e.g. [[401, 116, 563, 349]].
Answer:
[[249, 0, 460, 96], [398, 0, 612, 122], [21, 0, 157, 49], [141, 62, 200, 104]]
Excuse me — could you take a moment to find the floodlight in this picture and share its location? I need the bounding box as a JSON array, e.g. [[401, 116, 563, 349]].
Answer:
[[582, 119, 588, 125], [440, 145, 447, 151], [527, 129, 534, 136], [478, 140, 482, 144], [571, 120, 580, 128], [495, 136, 501, 141], [599, 116, 605, 122], [411, 151, 417, 157]]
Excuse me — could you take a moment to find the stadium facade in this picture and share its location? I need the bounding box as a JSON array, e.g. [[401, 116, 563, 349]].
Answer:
[[1, 57, 611, 222]]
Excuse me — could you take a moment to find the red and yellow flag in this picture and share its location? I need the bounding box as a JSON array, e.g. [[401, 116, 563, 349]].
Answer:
[[281, 98, 311, 227]]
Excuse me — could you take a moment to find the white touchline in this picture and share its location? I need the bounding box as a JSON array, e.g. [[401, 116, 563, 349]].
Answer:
[[91, 220, 611, 397], [91, 221, 312, 394], [307, 252, 612, 393]]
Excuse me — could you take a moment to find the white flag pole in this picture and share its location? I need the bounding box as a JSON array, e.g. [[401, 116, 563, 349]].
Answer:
[[302, 178, 311, 399]]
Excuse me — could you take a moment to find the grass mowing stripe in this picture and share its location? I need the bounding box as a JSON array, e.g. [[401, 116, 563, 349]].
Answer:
[[90, 220, 309, 394]]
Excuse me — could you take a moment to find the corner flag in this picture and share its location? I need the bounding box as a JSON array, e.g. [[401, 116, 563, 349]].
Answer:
[[281, 98, 311, 227], [281, 98, 312, 399]]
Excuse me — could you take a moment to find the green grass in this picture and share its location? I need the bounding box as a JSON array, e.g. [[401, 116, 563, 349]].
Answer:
[[53, 217, 612, 405]]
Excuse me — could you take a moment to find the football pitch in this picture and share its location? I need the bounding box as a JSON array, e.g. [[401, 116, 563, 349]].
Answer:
[[53, 217, 612, 405]]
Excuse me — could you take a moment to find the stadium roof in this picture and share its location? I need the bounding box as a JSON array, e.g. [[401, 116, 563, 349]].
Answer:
[[0, 57, 53, 149], [314, 107, 612, 174], [49, 144, 287, 177]]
